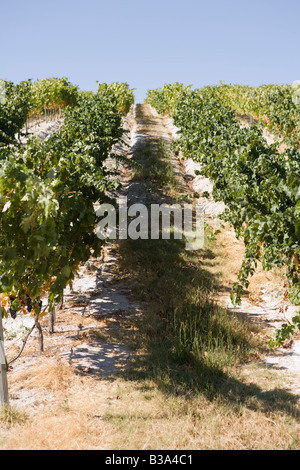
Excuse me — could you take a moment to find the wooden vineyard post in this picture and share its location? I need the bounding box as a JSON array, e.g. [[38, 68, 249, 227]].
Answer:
[[0, 302, 9, 405], [49, 307, 56, 335]]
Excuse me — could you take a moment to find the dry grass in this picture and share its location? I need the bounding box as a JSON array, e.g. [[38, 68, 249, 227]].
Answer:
[[5, 411, 110, 450], [2, 370, 299, 450], [9, 358, 75, 393]]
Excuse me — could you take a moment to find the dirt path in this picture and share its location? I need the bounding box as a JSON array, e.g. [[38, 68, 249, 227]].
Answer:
[[1, 104, 299, 450]]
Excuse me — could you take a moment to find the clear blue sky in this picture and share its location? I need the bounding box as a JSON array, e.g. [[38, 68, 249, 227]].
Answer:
[[1, 0, 299, 103]]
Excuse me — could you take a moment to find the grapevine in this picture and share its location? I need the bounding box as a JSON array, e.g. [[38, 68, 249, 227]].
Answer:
[[146, 83, 300, 347], [0, 81, 133, 352]]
